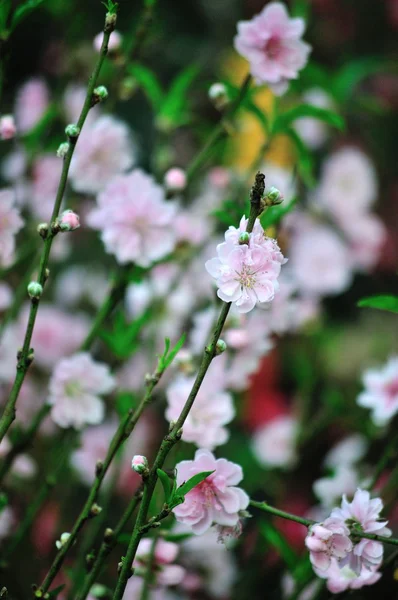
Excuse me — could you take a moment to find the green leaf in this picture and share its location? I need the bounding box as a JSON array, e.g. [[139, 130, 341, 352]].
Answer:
[[284, 128, 315, 187], [0, 0, 12, 33], [158, 64, 200, 128], [48, 584, 66, 599], [115, 392, 136, 417], [244, 99, 269, 135], [274, 104, 345, 133], [100, 307, 152, 359], [157, 468, 172, 503], [291, 0, 310, 20], [259, 520, 299, 572], [159, 333, 186, 370], [128, 64, 164, 113], [260, 198, 297, 230], [357, 295, 398, 314], [332, 58, 385, 102], [11, 0, 46, 30], [176, 470, 214, 499]]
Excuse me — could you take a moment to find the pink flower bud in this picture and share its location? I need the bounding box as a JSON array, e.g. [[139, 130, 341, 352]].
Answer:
[[93, 30, 122, 53], [164, 167, 187, 192], [0, 115, 17, 140], [58, 210, 80, 232], [131, 455, 149, 475]]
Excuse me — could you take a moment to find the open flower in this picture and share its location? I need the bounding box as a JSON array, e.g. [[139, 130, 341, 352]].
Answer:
[[134, 538, 185, 587], [314, 558, 381, 594], [0, 189, 24, 267], [357, 356, 398, 426], [234, 2, 311, 95], [87, 169, 176, 267], [48, 353, 115, 429], [173, 449, 249, 535], [306, 518, 352, 571]]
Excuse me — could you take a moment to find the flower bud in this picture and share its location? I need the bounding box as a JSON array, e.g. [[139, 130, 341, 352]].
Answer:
[[37, 222, 49, 239], [58, 210, 80, 232], [131, 455, 149, 476], [265, 186, 284, 205], [238, 232, 250, 245], [92, 86, 109, 105], [164, 168, 187, 192], [56, 142, 69, 158], [104, 527, 115, 543], [209, 83, 229, 110], [105, 12, 117, 32], [65, 124, 80, 139], [55, 532, 71, 549], [27, 281, 43, 300], [89, 503, 102, 517], [215, 339, 227, 355], [95, 460, 104, 476], [89, 584, 108, 599], [0, 115, 16, 140]]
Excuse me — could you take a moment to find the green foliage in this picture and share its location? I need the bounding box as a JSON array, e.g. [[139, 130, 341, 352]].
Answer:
[[48, 584, 66, 599], [260, 198, 297, 230], [259, 520, 299, 572], [332, 58, 385, 103], [128, 64, 164, 113], [158, 333, 186, 371], [102, 0, 118, 14], [357, 295, 398, 314], [0, 0, 12, 35], [100, 307, 152, 359], [115, 391, 137, 417], [243, 99, 270, 136], [168, 470, 214, 509], [284, 128, 315, 186], [291, 0, 310, 20], [274, 103, 345, 133], [157, 64, 200, 129], [10, 0, 46, 31], [157, 468, 173, 503]]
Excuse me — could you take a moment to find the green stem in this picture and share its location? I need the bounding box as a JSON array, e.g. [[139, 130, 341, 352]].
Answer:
[[0, 403, 50, 484], [111, 173, 264, 600], [250, 500, 398, 547], [186, 73, 252, 183], [75, 489, 143, 600], [0, 23, 113, 446], [367, 432, 398, 491]]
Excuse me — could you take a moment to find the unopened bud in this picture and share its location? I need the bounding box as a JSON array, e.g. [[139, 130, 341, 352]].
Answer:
[[164, 167, 187, 192], [175, 428, 183, 440], [57, 142, 69, 158], [27, 281, 43, 300], [55, 532, 71, 550], [44, 268, 50, 283], [26, 348, 35, 366], [265, 186, 283, 205], [105, 12, 117, 32], [57, 210, 80, 232], [95, 460, 104, 476], [238, 232, 250, 245], [0, 587, 8, 599], [65, 124, 80, 139], [209, 83, 229, 110], [104, 528, 115, 543], [90, 584, 108, 598], [131, 455, 149, 476], [92, 86, 109, 105], [89, 503, 102, 517], [37, 222, 49, 239], [215, 339, 227, 355], [168, 420, 176, 433], [85, 551, 96, 571]]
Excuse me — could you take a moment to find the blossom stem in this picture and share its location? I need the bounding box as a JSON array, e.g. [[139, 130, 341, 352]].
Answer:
[[75, 488, 143, 600], [0, 20, 114, 446], [250, 500, 398, 547], [111, 173, 263, 600], [186, 73, 252, 183], [37, 358, 165, 596], [0, 403, 50, 483], [80, 265, 131, 352]]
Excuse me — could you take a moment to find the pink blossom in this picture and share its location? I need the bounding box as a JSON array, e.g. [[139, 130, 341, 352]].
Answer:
[[206, 237, 285, 313], [1, 149, 27, 183], [173, 449, 249, 535], [293, 88, 334, 149], [69, 115, 135, 194], [87, 169, 176, 266], [55, 266, 108, 308], [63, 84, 100, 126], [134, 538, 185, 586], [315, 558, 381, 593], [164, 167, 187, 191], [93, 30, 122, 52], [340, 213, 386, 271], [315, 147, 378, 221], [165, 364, 234, 450], [0, 115, 17, 140], [0, 189, 24, 267], [0, 436, 36, 479], [208, 167, 230, 189], [174, 211, 209, 247], [28, 155, 63, 220], [331, 489, 391, 573], [0, 283, 12, 311], [357, 356, 398, 426], [306, 518, 352, 571], [131, 455, 148, 475], [324, 435, 368, 469], [18, 305, 89, 370], [288, 223, 353, 297], [234, 2, 311, 95], [15, 78, 49, 133], [58, 210, 80, 231], [252, 415, 298, 468], [48, 353, 115, 429]]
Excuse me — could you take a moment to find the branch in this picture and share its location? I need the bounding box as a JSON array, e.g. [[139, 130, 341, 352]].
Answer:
[[110, 173, 264, 600], [0, 12, 116, 445]]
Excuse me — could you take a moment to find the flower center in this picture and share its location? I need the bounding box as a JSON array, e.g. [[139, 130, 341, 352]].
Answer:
[[236, 264, 257, 289], [65, 380, 82, 398], [385, 379, 398, 404], [264, 36, 282, 59], [198, 480, 222, 510]]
